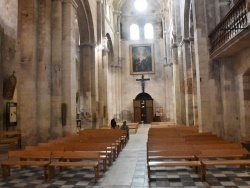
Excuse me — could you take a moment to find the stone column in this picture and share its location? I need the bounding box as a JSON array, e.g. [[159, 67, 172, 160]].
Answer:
[[221, 62, 239, 142], [190, 39, 198, 125], [96, 0, 103, 128], [102, 41, 109, 126], [18, 0, 38, 146], [112, 11, 122, 122], [192, 0, 212, 132], [62, 0, 77, 134], [79, 43, 94, 129], [182, 39, 194, 125], [209, 60, 223, 137], [36, 0, 52, 142], [0, 26, 3, 130], [172, 43, 182, 124], [51, 0, 63, 138]]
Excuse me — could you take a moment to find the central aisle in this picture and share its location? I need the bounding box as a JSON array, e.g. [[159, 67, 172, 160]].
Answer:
[[99, 124, 150, 188]]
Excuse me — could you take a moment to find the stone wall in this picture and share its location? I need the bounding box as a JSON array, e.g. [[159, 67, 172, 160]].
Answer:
[[0, 0, 18, 130], [119, 0, 167, 122]]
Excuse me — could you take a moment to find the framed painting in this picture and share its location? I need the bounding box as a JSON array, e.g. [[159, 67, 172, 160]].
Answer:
[[130, 43, 155, 75], [155, 107, 163, 116]]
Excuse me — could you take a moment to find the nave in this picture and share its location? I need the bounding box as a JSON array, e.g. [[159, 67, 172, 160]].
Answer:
[[0, 125, 250, 188]]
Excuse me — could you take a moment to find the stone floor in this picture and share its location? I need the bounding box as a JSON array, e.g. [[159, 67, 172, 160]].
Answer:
[[0, 124, 250, 187]]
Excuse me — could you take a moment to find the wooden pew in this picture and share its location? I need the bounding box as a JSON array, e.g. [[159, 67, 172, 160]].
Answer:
[[147, 145, 202, 181], [46, 137, 119, 159], [1, 150, 51, 179], [197, 148, 250, 181], [0, 131, 21, 149], [192, 144, 242, 150], [63, 144, 109, 169], [48, 151, 100, 182]]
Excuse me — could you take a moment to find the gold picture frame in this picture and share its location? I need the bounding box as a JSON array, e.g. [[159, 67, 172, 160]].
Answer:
[[130, 43, 155, 75]]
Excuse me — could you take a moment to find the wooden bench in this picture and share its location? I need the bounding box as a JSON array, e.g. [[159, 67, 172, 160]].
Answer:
[[44, 139, 118, 161], [1, 150, 51, 179], [148, 161, 202, 181], [0, 131, 21, 149], [198, 148, 250, 181], [147, 141, 203, 180], [48, 151, 100, 182]]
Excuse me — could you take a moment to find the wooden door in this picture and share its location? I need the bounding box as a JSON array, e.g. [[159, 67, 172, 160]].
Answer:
[[133, 99, 153, 123], [134, 100, 141, 122], [146, 100, 153, 123]]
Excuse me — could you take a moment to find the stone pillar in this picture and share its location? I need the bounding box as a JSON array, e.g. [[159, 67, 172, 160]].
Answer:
[[62, 0, 77, 134], [51, 0, 63, 138], [79, 43, 94, 129], [36, 0, 52, 142], [221, 63, 239, 142], [172, 44, 182, 124], [96, 46, 103, 128], [0, 26, 3, 130], [18, 0, 38, 146], [96, 0, 103, 128], [209, 60, 223, 137], [112, 11, 122, 122], [190, 39, 198, 125], [182, 38, 194, 125], [192, 0, 212, 132], [178, 45, 186, 124], [102, 41, 109, 126]]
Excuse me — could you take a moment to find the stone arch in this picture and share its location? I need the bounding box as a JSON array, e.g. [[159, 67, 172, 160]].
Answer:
[[75, 0, 94, 44], [74, 0, 95, 129], [135, 92, 153, 100]]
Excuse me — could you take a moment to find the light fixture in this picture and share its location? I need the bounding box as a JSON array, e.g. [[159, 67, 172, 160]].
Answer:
[[134, 0, 148, 12]]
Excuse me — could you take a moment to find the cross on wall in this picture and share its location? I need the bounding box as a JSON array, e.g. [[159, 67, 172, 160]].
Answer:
[[136, 75, 150, 93]]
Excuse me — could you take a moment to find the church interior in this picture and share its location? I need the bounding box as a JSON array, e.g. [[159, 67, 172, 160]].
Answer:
[[0, 0, 250, 187]]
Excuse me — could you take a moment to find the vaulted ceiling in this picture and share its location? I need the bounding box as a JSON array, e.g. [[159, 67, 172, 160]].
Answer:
[[111, 0, 170, 11]]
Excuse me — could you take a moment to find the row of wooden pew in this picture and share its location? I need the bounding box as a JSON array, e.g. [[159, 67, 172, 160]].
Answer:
[[147, 125, 250, 181], [1, 129, 128, 182]]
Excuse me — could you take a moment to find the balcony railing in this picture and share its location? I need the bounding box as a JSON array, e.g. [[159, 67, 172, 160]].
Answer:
[[209, 0, 249, 54]]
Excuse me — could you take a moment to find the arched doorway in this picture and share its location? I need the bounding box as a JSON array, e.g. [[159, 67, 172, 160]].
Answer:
[[133, 93, 153, 124]]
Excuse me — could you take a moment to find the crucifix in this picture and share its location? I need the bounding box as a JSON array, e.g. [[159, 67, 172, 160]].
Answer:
[[136, 75, 150, 93]]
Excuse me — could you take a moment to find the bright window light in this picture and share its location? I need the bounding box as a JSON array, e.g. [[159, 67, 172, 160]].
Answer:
[[130, 24, 140, 40], [106, 5, 110, 20], [144, 23, 154, 39], [134, 0, 148, 12]]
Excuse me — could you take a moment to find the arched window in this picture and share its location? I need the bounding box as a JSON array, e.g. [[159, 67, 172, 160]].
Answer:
[[130, 24, 140, 40], [144, 23, 154, 39], [106, 4, 110, 20]]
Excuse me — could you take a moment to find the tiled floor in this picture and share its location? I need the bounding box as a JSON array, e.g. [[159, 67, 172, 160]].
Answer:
[[0, 124, 250, 187]]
